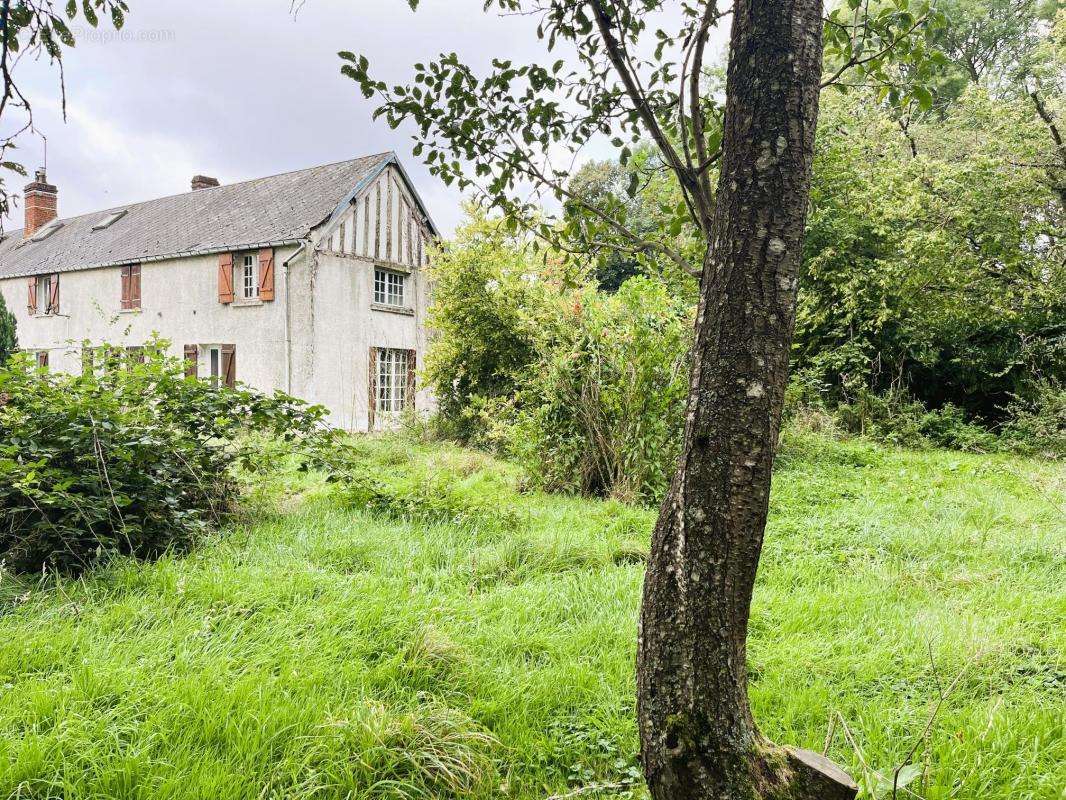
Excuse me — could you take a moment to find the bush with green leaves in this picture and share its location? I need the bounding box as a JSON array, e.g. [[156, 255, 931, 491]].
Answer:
[[0, 343, 330, 574], [422, 209, 545, 445], [1000, 379, 1066, 457], [423, 212, 692, 502], [0, 291, 15, 364], [513, 277, 691, 504]]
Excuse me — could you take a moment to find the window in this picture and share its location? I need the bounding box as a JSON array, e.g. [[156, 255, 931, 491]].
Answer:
[[35, 350, 49, 370], [125, 346, 145, 369], [92, 209, 127, 231], [201, 345, 221, 388], [374, 268, 405, 307], [241, 254, 258, 300], [197, 344, 236, 388], [30, 273, 59, 315], [120, 264, 141, 310], [29, 219, 62, 242], [35, 275, 50, 315], [375, 348, 410, 413]]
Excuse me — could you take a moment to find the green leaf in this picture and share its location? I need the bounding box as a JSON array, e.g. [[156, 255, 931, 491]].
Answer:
[[626, 172, 639, 198], [873, 765, 922, 798], [912, 85, 933, 111]]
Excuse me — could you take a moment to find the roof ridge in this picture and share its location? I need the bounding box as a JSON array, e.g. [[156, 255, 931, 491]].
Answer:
[[5, 151, 396, 230]]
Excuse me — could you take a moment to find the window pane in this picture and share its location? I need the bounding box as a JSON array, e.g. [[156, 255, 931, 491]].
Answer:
[[210, 347, 220, 389], [374, 269, 386, 304]]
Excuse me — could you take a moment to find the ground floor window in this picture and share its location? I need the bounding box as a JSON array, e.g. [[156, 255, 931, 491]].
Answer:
[[374, 348, 412, 414], [35, 350, 49, 370], [192, 344, 236, 388], [81, 346, 132, 375]]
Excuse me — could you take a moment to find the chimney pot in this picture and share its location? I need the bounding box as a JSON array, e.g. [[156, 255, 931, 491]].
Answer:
[[24, 169, 58, 239], [191, 175, 220, 190]]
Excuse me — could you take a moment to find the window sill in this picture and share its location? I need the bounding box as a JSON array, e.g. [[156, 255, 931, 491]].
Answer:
[[371, 303, 414, 316], [32, 312, 56, 318], [118, 308, 141, 314], [231, 298, 263, 308]]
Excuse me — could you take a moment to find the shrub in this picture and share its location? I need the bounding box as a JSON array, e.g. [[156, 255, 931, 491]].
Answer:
[[0, 343, 329, 574], [1001, 379, 1066, 457], [0, 291, 15, 364], [832, 388, 998, 452], [422, 209, 543, 444], [514, 277, 691, 504]]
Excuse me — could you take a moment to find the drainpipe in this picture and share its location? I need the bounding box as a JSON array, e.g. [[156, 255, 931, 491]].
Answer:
[[282, 241, 307, 395]]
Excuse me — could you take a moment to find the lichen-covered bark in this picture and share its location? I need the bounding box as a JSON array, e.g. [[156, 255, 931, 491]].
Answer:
[[636, 2, 855, 798]]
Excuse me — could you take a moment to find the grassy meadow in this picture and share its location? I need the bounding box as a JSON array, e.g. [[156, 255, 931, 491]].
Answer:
[[0, 432, 1062, 799]]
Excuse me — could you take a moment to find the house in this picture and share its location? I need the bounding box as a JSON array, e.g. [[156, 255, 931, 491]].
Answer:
[[0, 153, 438, 431]]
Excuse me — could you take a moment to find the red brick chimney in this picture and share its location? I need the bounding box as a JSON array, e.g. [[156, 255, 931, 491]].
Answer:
[[191, 175, 219, 190], [24, 168, 58, 238]]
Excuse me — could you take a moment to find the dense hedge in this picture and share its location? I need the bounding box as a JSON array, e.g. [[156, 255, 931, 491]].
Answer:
[[0, 344, 329, 574]]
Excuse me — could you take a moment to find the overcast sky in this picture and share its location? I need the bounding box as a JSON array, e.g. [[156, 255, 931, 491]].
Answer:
[[11, 0, 728, 235]]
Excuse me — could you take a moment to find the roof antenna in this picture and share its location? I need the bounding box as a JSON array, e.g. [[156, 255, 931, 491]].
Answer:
[[30, 126, 47, 175]]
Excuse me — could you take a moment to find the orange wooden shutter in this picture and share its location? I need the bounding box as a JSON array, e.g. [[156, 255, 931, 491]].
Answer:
[[406, 350, 417, 410], [27, 277, 36, 314], [183, 344, 198, 378], [37, 351, 48, 369], [120, 266, 131, 309], [47, 274, 59, 314], [258, 248, 275, 301], [368, 347, 378, 430], [221, 344, 236, 388], [218, 253, 234, 304], [130, 264, 141, 309]]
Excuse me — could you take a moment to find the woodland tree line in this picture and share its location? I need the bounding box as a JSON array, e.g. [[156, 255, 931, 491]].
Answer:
[[417, 0, 1065, 506]]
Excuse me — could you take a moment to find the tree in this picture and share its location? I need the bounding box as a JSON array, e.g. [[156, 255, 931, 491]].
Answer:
[[0, 0, 129, 227], [923, 0, 1065, 206], [0, 289, 15, 363], [796, 87, 1066, 416], [565, 144, 701, 293], [341, 2, 940, 797]]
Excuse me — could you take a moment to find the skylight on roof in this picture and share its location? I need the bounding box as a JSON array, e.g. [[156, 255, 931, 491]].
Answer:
[[91, 209, 128, 231], [29, 219, 63, 242]]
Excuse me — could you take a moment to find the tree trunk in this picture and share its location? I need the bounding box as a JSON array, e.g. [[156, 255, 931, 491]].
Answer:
[[636, 3, 857, 799]]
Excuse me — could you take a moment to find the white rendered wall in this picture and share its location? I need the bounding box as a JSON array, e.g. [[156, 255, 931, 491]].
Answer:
[[0, 244, 300, 393]]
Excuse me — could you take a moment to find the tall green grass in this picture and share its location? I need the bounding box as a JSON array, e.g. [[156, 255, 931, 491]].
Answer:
[[0, 433, 1062, 799]]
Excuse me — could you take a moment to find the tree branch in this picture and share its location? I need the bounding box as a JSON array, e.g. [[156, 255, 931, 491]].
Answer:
[[820, 13, 929, 89], [687, 0, 719, 231], [587, 1, 692, 188]]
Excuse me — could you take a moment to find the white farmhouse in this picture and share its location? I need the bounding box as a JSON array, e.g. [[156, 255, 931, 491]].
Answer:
[[0, 153, 438, 431]]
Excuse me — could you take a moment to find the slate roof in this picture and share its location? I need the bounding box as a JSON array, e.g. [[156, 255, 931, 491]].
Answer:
[[0, 152, 396, 279]]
